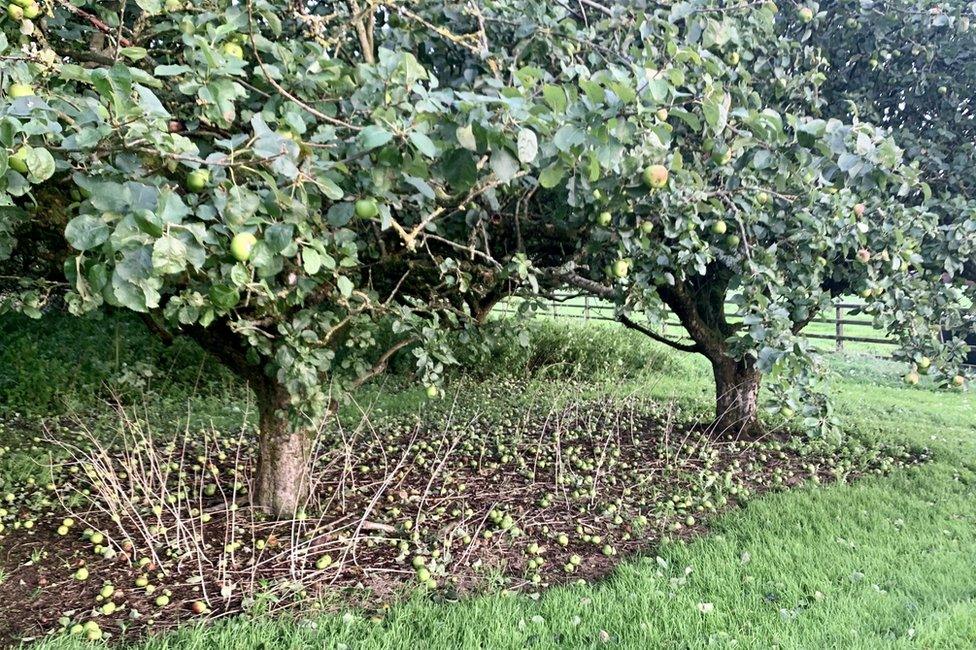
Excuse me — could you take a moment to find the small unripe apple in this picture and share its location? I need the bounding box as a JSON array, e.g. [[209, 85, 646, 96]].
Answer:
[[355, 198, 379, 219], [780, 406, 795, 418], [8, 146, 29, 173], [725, 234, 741, 248], [655, 108, 669, 122], [853, 203, 866, 217], [798, 6, 814, 22], [640, 221, 654, 234], [642, 164, 669, 189], [725, 51, 740, 66], [191, 601, 208, 615], [230, 232, 257, 262], [186, 169, 210, 192], [596, 211, 612, 227], [917, 356, 931, 371], [611, 259, 629, 278], [74, 567, 89, 581], [756, 191, 770, 205], [904, 371, 920, 385], [8, 82, 33, 98], [155, 594, 170, 607], [856, 249, 871, 264], [22, 1, 38, 19], [164, 0, 182, 10], [6, 4, 23, 21], [952, 375, 965, 387], [710, 220, 728, 235], [222, 42, 244, 59], [315, 554, 333, 570], [426, 385, 439, 399]]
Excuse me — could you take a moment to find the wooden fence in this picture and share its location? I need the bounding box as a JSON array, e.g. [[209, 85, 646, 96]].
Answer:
[[496, 297, 893, 352]]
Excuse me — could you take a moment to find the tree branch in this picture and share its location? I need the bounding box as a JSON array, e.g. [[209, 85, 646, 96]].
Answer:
[[348, 336, 418, 390], [618, 315, 701, 353]]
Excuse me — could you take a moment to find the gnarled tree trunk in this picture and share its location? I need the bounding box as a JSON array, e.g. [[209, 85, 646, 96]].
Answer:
[[710, 356, 761, 436], [253, 379, 312, 518]]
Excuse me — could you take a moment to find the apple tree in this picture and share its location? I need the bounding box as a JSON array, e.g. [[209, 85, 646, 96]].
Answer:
[[0, 1, 554, 516]]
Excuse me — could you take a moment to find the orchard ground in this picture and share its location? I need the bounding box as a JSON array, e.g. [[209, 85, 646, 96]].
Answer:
[[0, 314, 973, 648]]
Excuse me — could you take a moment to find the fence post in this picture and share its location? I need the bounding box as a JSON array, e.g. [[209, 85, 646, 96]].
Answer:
[[583, 296, 590, 323], [835, 304, 844, 351]]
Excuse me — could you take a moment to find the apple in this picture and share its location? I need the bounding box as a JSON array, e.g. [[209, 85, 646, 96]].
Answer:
[[596, 211, 612, 227], [725, 51, 740, 66], [355, 198, 379, 219], [8, 146, 29, 173], [74, 567, 89, 581], [165, 0, 181, 10], [710, 145, 732, 165], [222, 42, 244, 59], [798, 6, 814, 22], [22, 1, 38, 19], [856, 249, 871, 264], [952, 375, 965, 387], [611, 259, 629, 278], [780, 406, 795, 418], [6, 4, 23, 21], [230, 232, 257, 262], [853, 203, 866, 217], [186, 169, 209, 192], [710, 220, 727, 235], [917, 356, 931, 371], [155, 594, 170, 607], [642, 164, 669, 189], [765, 1, 778, 12], [655, 108, 669, 122], [8, 82, 32, 98], [640, 221, 654, 234], [725, 234, 741, 248], [904, 371, 920, 385], [426, 385, 439, 399], [756, 191, 770, 205], [315, 554, 333, 569], [191, 601, 208, 615]]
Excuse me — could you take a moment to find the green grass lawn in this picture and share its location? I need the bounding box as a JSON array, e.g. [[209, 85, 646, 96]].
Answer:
[[3, 315, 974, 649]]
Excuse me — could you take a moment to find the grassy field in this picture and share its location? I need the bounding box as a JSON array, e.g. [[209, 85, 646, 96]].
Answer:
[[1, 314, 974, 649]]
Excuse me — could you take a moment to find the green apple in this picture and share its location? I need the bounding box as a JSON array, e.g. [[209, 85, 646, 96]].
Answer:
[[725, 51, 740, 66], [596, 211, 612, 227], [798, 6, 814, 22], [222, 42, 244, 59], [853, 202, 865, 218], [952, 375, 966, 387], [191, 601, 208, 614], [8, 82, 32, 98], [856, 248, 871, 264], [8, 146, 29, 173], [710, 220, 727, 235], [186, 169, 210, 192], [164, 0, 182, 10], [780, 406, 795, 418], [655, 108, 669, 122], [22, 1, 38, 19], [642, 164, 669, 189], [725, 234, 741, 248], [426, 385, 439, 399], [6, 4, 23, 21], [355, 198, 379, 219], [74, 566, 89, 581], [315, 554, 333, 570], [756, 191, 770, 205], [611, 259, 629, 278], [710, 145, 732, 165], [640, 221, 654, 235], [917, 356, 931, 371], [230, 232, 257, 262], [904, 371, 920, 386]]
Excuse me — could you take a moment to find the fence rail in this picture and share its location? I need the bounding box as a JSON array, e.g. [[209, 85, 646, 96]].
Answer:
[[496, 298, 894, 352]]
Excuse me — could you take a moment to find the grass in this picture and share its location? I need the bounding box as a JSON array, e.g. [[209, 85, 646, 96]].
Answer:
[[2, 313, 974, 648]]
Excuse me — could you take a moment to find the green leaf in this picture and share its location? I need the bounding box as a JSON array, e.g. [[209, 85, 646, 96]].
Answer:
[[264, 223, 294, 254], [517, 129, 538, 164], [538, 163, 565, 189], [26, 147, 55, 183], [337, 275, 354, 298], [703, 88, 730, 135], [490, 148, 519, 183], [408, 131, 439, 158], [65, 215, 110, 251], [209, 284, 240, 310], [358, 125, 394, 150], [303, 248, 323, 275], [152, 235, 187, 274], [542, 84, 568, 112]]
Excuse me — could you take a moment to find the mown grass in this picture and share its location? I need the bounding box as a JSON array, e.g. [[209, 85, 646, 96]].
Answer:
[[2, 313, 974, 649]]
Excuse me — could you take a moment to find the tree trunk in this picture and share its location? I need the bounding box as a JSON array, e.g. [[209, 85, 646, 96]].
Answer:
[[710, 357, 762, 436], [253, 380, 312, 518]]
